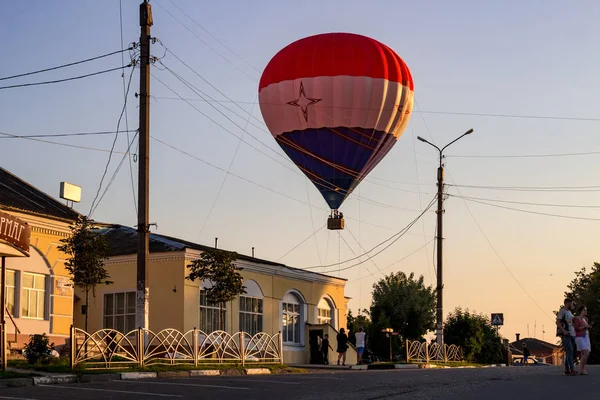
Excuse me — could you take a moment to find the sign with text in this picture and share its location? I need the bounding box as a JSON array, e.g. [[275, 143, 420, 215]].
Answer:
[[491, 313, 504, 326], [0, 210, 31, 255]]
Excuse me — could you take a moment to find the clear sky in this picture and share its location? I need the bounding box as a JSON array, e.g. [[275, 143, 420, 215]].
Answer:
[[1, 0, 599, 343]]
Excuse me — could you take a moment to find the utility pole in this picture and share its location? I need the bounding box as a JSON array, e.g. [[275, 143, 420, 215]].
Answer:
[[136, 0, 152, 332], [417, 129, 473, 345]]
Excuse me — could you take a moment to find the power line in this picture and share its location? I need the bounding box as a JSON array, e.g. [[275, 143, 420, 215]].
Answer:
[[339, 233, 374, 277], [153, 0, 257, 81], [457, 197, 600, 222], [350, 240, 435, 283], [0, 130, 136, 139], [304, 196, 437, 271], [0, 48, 132, 81], [345, 226, 383, 278], [448, 183, 600, 192], [449, 194, 600, 209], [447, 150, 600, 159], [89, 66, 136, 216], [0, 131, 127, 153], [276, 225, 326, 262], [120, 0, 138, 215], [163, 0, 260, 73], [0, 65, 131, 90]]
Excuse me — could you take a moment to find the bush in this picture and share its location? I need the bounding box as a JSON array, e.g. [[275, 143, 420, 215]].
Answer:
[[24, 333, 54, 365]]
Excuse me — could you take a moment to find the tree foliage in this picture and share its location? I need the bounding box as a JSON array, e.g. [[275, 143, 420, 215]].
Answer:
[[58, 216, 111, 331], [369, 271, 436, 359], [443, 307, 503, 364], [564, 262, 600, 364], [187, 249, 246, 330]]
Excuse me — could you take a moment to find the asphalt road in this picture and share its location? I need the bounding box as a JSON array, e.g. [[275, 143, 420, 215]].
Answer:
[[1, 366, 598, 400]]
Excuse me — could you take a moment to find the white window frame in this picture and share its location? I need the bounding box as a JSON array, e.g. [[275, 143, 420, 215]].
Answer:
[[21, 272, 45, 320], [317, 297, 335, 327], [103, 291, 136, 334], [5, 269, 16, 317], [199, 290, 227, 333], [282, 291, 305, 345], [239, 296, 263, 336]]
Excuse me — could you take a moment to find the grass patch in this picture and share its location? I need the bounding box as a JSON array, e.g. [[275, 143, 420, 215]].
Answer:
[[8, 359, 305, 375], [0, 370, 40, 379]]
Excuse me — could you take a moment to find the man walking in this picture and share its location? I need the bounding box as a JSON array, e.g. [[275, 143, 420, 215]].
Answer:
[[556, 298, 577, 375]]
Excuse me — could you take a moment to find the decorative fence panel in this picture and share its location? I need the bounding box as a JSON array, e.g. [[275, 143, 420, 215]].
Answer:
[[70, 326, 283, 370], [405, 340, 463, 363]]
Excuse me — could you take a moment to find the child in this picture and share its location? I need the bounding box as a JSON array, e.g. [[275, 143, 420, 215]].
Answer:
[[321, 334, 333, 365]]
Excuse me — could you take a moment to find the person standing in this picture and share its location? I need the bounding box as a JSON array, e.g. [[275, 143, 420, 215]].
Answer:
[[337, 328, 349, 366], [523, 343, 531, 364], [355, 327, 367, 365], [574, 305, 593, 375], [321, 334, 333, 365], [556, 298, 578, 375]]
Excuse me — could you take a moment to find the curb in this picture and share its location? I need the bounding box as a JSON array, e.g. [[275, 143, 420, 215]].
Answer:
[[120, 372, 158, 380], [33, 375, 78, 385], [350, 364, 419, 370], [246, 368, 271, 375], [79, 373, 121, 383], [189, 370, 220, 377]]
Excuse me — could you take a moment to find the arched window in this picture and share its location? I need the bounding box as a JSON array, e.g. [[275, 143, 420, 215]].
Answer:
[[239, 280, 263, 335], [282, 291, 305, 344], [199, 281, 226, 332], [317, 297, 336, 327]]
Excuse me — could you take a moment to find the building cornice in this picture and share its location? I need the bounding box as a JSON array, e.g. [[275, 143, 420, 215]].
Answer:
[[0, 209, 72, 237]]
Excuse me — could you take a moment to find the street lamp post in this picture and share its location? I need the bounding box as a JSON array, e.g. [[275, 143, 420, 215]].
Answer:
[[417, 129, 473, 346], [381, 328, 398, 361]]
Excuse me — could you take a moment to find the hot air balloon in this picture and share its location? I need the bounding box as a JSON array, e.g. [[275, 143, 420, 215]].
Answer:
[[258, 32, 414, 230]]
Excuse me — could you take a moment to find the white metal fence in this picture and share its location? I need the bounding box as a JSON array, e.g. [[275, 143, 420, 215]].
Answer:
[[405, 340, 463, 363], [70, 326, 284, 370]]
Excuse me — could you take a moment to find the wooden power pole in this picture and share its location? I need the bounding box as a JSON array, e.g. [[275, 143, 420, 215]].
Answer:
[[136, 0, 152, 332]]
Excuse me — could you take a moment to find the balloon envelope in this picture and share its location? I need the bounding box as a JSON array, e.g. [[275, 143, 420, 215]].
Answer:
[[259, 32, 414, 210]]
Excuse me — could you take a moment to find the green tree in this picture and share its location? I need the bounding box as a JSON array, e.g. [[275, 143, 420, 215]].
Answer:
[[58, 216, 111, 332], [187, 249, 246, 331], [443, 307, 503, 364], [564, 262, 600, 364], [369, 271, 436, 359]]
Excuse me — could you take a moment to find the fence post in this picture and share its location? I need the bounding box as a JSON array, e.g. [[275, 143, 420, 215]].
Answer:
[[137, 327, 144, 367], [425, 342, 429, 363], [443, 344, 448, 363], [240, 333, 245, 367], [278, 331, 284, 365], [70, 325, 75, 370], [405, 340, 409, 363], [193, 328, 198, 367]]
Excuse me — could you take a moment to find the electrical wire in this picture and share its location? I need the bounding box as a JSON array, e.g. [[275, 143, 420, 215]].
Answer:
[[447, 150, 600, 159], [456, 197, 600, 222], [153, 0, 257, 81], [350, 239, 435, 282], [0, 130, 136, 139], [120, 0, 138, 214], [303, 195, 437, 271], [448, 194, 600, 209], [0, 131, 127, 153], [339, 233, 374, 277], [345, 226, 383, 278], [0, 66, 130, 90], [448, 183, 600, 192], [276, 225, 326, 262], [0, 48, 132, 81], [88, 65, 136, 216]]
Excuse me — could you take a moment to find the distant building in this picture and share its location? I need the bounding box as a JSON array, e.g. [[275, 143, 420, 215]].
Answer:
[[0, 167, 78, 352], [510, 336, 563, 365]]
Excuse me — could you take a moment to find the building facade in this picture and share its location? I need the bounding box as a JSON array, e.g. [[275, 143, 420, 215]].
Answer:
[[73, 225, 353, 364], [0, 167, 78, 351]]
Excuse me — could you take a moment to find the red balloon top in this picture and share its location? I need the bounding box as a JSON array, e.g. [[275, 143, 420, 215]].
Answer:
[[259, 32, 413, 91]]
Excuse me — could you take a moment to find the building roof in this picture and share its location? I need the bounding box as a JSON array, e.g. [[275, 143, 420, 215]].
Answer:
[[99, 225, 347, 282], [510, 338, 561, 355], [0, 167, 80, 222]]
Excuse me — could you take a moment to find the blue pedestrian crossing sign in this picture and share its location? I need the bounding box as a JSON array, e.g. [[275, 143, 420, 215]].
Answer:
[[491, 313, 504, 326]]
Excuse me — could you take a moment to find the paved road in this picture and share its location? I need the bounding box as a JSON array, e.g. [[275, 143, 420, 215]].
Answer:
[[1, 366, 598, 399]]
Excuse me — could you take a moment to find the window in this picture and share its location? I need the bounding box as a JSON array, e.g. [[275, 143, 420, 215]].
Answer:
[[239, 296, 263, 335], [5, 270, 15, 316], [103, 292, 136, 334], [199, 290, 226, 332], [282, 292, 304, 344], [21, 273, 45, 319], [317, 297, 335, 327]]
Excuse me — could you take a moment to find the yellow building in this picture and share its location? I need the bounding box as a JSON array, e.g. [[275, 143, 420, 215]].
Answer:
[[0, 167, 77, 352], [74, 225, 354, 364]]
